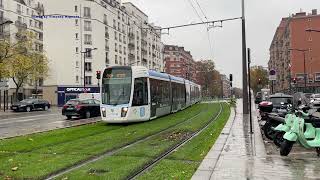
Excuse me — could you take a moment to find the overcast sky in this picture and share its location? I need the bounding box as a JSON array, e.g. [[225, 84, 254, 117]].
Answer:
[[123, 0, 319, 87]]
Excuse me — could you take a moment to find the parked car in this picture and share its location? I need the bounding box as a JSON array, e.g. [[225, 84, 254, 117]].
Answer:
[[62, 99, 101, 119], [255, 92, 262, 104], [11, 99, 51, 112], [268, 93, 293, 115]]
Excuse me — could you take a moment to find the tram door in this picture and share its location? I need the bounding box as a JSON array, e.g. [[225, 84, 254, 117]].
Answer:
[[150, 79, 157, 118]]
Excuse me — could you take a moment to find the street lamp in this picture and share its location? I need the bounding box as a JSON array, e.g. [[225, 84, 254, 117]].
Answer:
[[306, 29, 320, 33], [81, 48, 97, 92], [0, 20, 13, 26], [288, 48, 308, 88]]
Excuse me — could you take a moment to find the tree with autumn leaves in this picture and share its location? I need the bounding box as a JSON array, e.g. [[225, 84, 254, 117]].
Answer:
[[196, 60, 223, 98], [0, 30, 49, 101], [250, 66, 268, 94]]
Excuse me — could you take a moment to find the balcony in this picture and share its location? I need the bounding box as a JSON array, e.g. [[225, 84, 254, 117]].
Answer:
[[84, 41, 92, 45], [128, 43, 135, 49], [15, 21, 27, 29], [128, 33, 135, 39], [142, 38, 147, 44], [128, 53, 135, 59], [142, 30, 147, 37], [142, 48, 147, 55]]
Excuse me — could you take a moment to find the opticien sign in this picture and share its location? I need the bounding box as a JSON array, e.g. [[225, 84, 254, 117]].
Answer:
[[65, 88, 91, 92]]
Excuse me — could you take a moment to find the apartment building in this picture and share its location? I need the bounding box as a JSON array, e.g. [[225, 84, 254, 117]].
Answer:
[[163, 45, 197, 82], [0, 0, 44, 100], [269, 10, 320, 92], [123, 2, 163, 71], [39, 0, 164, 106]]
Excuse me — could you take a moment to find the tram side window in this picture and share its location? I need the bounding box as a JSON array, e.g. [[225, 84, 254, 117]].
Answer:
[[132, 78, 148, 106]]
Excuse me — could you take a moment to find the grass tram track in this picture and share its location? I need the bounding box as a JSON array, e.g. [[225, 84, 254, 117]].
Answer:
[[55, 102, 226, 180], [45, 104, 210, 180], [0, 103, 212, 179]]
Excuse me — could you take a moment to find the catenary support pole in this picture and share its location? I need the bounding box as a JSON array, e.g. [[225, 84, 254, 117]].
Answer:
[[242, 0, 249, 114], [247, 48, 253, 134]]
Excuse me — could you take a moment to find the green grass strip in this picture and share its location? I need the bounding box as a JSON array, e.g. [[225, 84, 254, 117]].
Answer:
[[0, 104, 205, 179], [138, 103, 231, 180], [57, 103, 221, 180]]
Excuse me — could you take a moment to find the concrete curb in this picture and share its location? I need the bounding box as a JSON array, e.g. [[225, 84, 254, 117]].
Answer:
[[191, 105, 236, 180]]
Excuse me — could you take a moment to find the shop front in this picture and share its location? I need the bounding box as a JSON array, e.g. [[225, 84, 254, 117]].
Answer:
[[57, 86, 100, 106]]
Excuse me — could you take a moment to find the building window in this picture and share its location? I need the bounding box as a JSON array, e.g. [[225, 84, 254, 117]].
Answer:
[[84, 48, 93, 58], [85, 76, 92, 85], [84, 21, 92, 31], [115, 55, 118, 64], [85, 62, 92, 72], [75, 19, 78, 26], [76, 47, 79, 53], [75, 6, 78, 12], [315, 73, 320, 82], [83, 7, 91, 18], [17, 4, 22, 14], [115, 31, 117, 40], [308, 37, 312, 41], [75, 33, 78, 39], [84, 34, 92, 45], [76, 61, 79, 68], [76, 75, 79, 83], [104, 14, 108, 25], [106, 52, 109, 65]]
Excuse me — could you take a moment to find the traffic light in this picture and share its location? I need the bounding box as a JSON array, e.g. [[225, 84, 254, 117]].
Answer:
[[293, 77, 297, 84], [258, 78, 261, 85], [229, 74, 233, 82], [96, 71, 101, 80]]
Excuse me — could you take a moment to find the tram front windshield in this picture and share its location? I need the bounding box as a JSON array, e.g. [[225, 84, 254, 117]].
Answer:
[[102, 68, 132, 105]]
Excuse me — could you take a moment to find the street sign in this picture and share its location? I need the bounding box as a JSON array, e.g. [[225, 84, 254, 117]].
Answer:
[[269, 69, 276, 81]]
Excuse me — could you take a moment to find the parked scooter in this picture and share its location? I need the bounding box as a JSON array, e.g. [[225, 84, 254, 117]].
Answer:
[[273, 105, 310, 147], [258, 101, 291, 142], [280, 108, 320, 156]]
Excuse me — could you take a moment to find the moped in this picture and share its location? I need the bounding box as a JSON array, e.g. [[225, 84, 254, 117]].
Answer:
[[280, 109, 320, 156], [273, 105, 309, 147]]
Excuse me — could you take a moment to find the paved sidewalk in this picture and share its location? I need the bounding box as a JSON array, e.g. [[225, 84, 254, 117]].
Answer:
[[192, 99, 320, 180]]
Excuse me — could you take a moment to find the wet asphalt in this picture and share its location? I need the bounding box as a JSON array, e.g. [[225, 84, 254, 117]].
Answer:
[[0, 107, 100, 139]]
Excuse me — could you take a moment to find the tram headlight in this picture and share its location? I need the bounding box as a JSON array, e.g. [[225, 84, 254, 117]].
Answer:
[[121, 107, 128, 117], [101, 107, 106, 117]]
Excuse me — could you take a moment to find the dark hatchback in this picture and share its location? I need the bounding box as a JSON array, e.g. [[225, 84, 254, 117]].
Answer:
[[62, 99, 101, 119], [11, 99, 51, 112]]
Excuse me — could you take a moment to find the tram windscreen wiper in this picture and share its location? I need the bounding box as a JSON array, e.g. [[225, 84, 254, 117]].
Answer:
[[112, 94, 125, 106]]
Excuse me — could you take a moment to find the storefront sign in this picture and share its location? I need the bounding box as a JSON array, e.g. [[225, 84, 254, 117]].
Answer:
[[65, 88, 91, 93]]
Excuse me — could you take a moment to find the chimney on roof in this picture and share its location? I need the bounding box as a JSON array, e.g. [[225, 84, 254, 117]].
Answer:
[[312, 9, 317, 15]]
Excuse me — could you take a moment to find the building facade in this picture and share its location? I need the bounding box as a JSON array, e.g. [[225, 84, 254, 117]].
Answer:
[[0, 0, 44, 100], [1, 0, 164, 106], [269, 10, 320, 92], [163, 45, 197, 82]]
